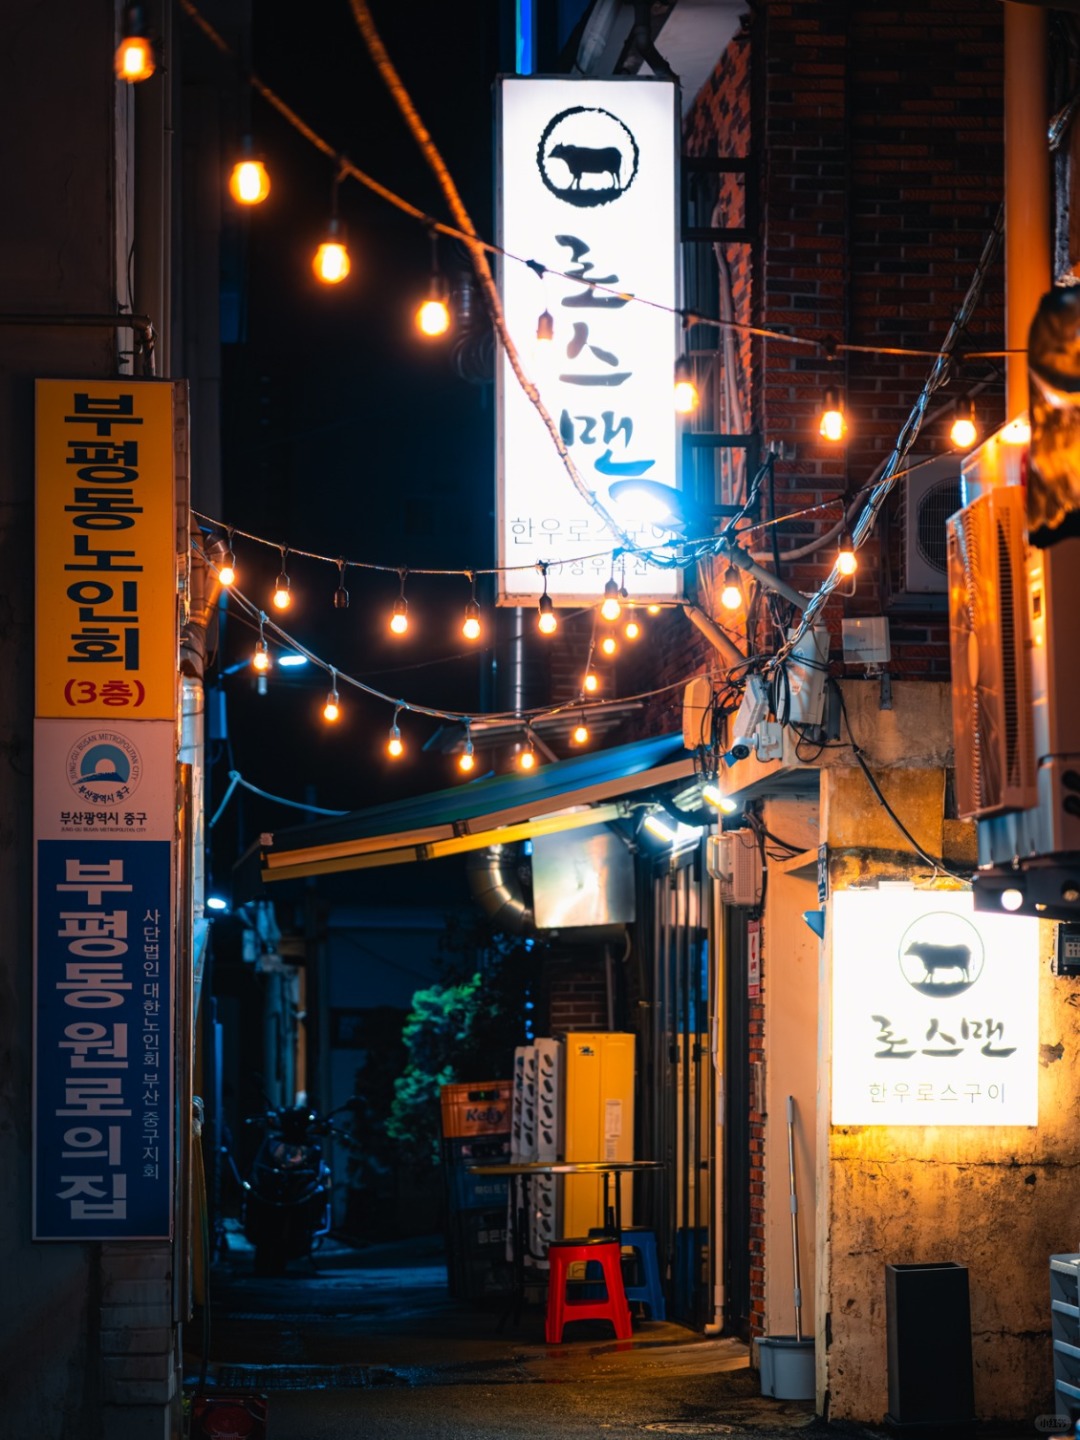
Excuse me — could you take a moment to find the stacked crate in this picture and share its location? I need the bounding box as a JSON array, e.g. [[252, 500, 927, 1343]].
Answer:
[[440, 1081, 512, 1300]]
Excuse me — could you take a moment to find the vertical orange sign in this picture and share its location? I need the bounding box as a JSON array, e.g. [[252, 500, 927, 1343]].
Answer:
[[35, 380, 177, 720]]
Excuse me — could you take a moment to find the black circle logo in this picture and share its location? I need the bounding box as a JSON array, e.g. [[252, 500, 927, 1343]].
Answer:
[[537, 106, 640, 208]]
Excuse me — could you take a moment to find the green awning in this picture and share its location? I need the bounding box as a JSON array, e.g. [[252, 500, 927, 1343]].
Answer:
[[257, 732, 694, 883]]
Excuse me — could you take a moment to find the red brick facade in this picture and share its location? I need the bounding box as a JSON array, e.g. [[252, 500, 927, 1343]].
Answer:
[[669, 0, 1006, 1340]]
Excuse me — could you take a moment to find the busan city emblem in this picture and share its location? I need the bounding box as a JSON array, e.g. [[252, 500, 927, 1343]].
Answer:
[[897, 909, 985, 998], [66, 730, 143, 807], [536, 105, 640, 208]]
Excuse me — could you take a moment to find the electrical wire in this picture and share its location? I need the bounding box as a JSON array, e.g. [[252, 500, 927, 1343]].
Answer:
[[833, 681, 968, 881], [770, 205, 1005, 670], [178, 0, 1020, 370]]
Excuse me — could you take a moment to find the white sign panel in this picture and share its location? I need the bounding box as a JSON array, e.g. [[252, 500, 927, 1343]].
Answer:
[[496, 77, 680, 605], [34, 718, 176, 842], [831, 889, 1038, 1126]]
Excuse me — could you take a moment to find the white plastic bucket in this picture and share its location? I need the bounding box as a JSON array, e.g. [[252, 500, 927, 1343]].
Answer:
[[758, 1335, 815, 1400]]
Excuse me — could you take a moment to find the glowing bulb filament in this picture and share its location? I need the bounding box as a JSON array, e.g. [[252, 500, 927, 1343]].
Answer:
[[417, 297, 450, 337], [819, 388, 846, 442], [323, 690, 341, 723], [720, 564, 742, 611], [218, 552, 236, 588], [837, 532, 858, 577], [463, 600, 481, 641], [390, 596, 409, 635], [253, 640, 270, 673], [115, 35, 154, 82], [583, 671, 599, 694], [229, 159, 270, 206]]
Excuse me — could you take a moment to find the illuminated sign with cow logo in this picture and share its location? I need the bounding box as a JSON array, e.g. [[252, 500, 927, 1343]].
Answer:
[[496, 78, 680, 606], [831, 889, 1038, 1126]]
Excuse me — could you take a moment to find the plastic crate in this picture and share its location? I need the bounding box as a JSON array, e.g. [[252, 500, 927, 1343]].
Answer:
[[440, 1081, 512, 1139]]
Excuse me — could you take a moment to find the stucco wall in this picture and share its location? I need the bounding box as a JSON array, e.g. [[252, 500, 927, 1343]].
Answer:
[[815, 686, 1079, 1421]]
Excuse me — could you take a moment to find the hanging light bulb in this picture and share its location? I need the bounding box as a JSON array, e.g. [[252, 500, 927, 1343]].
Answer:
[[228, 138, 271, 206], [837, 529, 858, 577], [334, 559, 350, 610], [462, 574, 481, 640], [218, 537, 236, 588], [624, 610, 641, 641], [819, 387, 847, 442], [313, 218, 351, 285], [387, 710, 405, 758], [389, 570, 409, 635], [518, 736, 537, 771], [322, 673, 341, 723], [272, 549, 291, 610], [462, 600, 481, 640], [537, 566, 557, 634], [950, 399, 978, 451], [252, 617, 271, 673], [720, 564, 743, 611], [601, 632, 618, 658], [583, 669, 600, 694], [115, 5, 155, 82], [647, 603, 661, 616], [600, 577, 621, 622], [417, 290, 450, 337], [458, 725, 475, 774], [416, 230, 451, 336], [673, 356, 699, 415], [572, 714, 590, 745], [536, 309, 554, 342]]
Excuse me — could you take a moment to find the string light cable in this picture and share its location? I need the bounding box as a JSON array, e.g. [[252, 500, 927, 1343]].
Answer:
[[832, 680, 968, 882], [769, 204, 1005, 673], [208, 769, 348, 828], [196, 540, 696, 734], [176, 0, 1023, 378]]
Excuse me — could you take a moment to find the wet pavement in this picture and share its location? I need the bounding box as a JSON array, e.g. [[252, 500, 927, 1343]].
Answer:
[[182, 1231, 872, 1440]]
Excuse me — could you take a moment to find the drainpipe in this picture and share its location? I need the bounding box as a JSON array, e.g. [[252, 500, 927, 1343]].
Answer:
[[1004, 2, 1050, 419]]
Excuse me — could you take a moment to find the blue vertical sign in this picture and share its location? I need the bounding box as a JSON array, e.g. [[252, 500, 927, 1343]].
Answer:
[[33, 718, 176, 1239], [34, 840, 173, 1238]]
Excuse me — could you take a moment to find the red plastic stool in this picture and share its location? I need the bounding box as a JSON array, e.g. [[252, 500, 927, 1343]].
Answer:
[[545, 1236, 632, 1343]]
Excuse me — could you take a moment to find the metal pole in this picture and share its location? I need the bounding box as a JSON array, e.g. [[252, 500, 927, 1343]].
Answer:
[[786, 1094, 803, 1343]]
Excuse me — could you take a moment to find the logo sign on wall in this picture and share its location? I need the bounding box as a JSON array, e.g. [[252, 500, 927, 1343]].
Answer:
[[33, 718, 175, 1239], [496, 78, 680, 606], [831, 889, 1039, 1126], [35, 380, 177, 720]]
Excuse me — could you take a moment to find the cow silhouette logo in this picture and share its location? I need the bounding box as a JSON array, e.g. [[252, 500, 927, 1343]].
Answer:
[[537, 106, 640, 208], [897, 910, 985, 997]]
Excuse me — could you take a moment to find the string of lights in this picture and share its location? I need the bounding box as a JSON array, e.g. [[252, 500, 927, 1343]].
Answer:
[[174, 0, 1019, 373], [769, 204, 1006, 671], [200, 540, 702, 762]]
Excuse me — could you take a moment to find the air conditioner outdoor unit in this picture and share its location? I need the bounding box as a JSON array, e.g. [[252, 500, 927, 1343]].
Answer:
[[946, 485, 1036, 820], [706, 829, 763, 907], [899, 454, 964, 594]]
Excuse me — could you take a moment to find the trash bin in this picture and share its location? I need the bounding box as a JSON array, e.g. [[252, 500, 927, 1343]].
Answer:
[[758, 1335, 815, 1399], [885, 1262, 975, 1432]]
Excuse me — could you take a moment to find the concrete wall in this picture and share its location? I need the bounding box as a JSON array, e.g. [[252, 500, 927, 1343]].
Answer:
[[761, 798, 820, 1343], [814, 683, 1080, 1423]]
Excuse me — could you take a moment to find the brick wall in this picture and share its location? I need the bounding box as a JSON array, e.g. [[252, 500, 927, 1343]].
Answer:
[[670, 0, 1005, 1343], [547, 958, 609, 1034]]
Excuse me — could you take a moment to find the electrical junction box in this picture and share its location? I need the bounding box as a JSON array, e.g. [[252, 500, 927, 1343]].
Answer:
[[731, 674, 770, 747], [755, 720, 783, 762], [706, 830, 763, 907], [842, 616, 891, 667], [783, 624, 829, 726], [1054, 925, 1080, 977], [682, 675, 714, 749]]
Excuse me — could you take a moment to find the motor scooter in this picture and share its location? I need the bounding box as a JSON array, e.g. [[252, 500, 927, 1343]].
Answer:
[[240, 1099, 356, 1275]]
